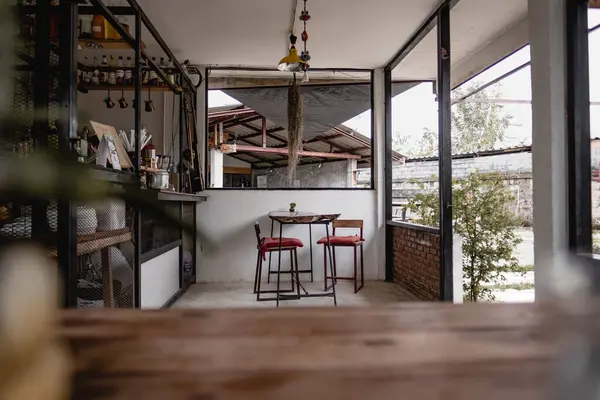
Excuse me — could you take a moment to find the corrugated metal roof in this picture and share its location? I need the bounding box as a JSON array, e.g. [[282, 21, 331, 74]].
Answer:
[[208, 106, 405, 167], [405, 145, 532, 163]]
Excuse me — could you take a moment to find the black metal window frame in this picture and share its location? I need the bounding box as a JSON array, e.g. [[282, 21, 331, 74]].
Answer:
[[203, 67, 376, 191], [566, 1, 600, 271], [383, 1, 455, 301]]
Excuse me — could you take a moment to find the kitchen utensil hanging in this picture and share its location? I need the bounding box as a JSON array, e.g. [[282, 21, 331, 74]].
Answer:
[[118, 87, 128, 109], [103, 89, 115, 109], [144, 88, 154, 112]]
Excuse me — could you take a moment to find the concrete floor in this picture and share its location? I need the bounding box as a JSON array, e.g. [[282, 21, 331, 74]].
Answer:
[[174, 281, 417, 308]]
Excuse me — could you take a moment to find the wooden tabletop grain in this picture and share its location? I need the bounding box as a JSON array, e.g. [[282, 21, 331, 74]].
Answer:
[[61, 303, 562, 400]]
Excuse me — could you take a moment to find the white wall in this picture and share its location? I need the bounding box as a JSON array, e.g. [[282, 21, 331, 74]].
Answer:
[[224, 155, 251, 168], [78, 91, 179, 155], [196, 190, 380, 283], [141, 247, 180, 309]]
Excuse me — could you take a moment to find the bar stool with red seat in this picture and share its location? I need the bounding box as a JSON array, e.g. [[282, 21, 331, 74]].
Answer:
[[253, 222, 306, 301], [317, 219, 365, 293]]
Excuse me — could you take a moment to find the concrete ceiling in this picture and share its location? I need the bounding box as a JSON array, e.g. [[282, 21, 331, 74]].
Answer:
[[392, 0, 528, 83], [134, 0, 528, 86], [136, 0, 442, 69]]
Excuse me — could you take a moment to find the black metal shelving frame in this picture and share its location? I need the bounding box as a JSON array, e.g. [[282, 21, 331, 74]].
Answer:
[[10, 0, 200, 309]]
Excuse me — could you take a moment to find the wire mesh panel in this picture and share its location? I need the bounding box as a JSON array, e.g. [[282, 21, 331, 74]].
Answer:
[[141, 202, 180, 254], [75, 197, 136, 309], [1, 2, 39, 245], [182, 203, 194, 285]]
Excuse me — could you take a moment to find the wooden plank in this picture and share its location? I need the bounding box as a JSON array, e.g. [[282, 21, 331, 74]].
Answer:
[[77, 228, 130, 243], [206, 166, 252, 175], [333, 219, 363, 228], [78, 38, 145, 50], [100, 247, 114, 308], [59, 304, 561, 399], [77, 230, 132, 255], [79, 84, 174, 92]]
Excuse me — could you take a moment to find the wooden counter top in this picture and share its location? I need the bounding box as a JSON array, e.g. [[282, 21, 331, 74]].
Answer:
[[152, 189, 209, 203], [61, 303, 563, 399]]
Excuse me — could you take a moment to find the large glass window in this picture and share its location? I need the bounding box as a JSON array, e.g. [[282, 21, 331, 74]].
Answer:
[[206, 69, 373, 189], [588, 7, 600, 254]]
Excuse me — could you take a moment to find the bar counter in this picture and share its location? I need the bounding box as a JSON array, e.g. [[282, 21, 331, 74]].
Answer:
[[61, 303, 563, 399], [139, 190, 208, 309]]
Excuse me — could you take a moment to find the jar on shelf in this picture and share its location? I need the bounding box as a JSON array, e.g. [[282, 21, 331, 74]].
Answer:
[[91, 14, 105, 39]]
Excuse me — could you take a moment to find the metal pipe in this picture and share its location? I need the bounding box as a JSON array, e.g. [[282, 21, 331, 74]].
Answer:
[[233, 145, 361, 160], [133, 9, 142, 309], [437, 3, 453, 302], [87, 0, 135, 47], [125, 0, 194, 90], [261, 117, 267, 148], [385, 0, 460, 71], [57, 0, 78, 308], [384, 69, 394, 281], [207, 108, 255, 118]]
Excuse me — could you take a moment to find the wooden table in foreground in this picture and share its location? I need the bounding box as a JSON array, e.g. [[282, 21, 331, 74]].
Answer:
[[62, 303, 562, 399]]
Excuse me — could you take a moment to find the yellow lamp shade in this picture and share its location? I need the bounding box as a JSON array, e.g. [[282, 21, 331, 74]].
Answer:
[[277, 46, 305, 72]]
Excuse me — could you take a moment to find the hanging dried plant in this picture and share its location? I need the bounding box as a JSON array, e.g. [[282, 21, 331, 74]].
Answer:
[[287, 77, 303, 185]]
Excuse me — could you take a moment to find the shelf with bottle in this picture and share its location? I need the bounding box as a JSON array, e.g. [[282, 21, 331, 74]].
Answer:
[[77, 54, 182, 94], [78, 84, 179, 93], [78, 37, 143, 51]]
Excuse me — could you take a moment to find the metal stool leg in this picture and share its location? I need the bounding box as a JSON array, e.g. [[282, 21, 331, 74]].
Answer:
[[326, 224, 337, 306], [256, 254, 263, 301], [254, 250, 261, 294], [333, 247, 338, 279], [353, 246, 358, 293], [294, 248, 308, 295], [360, 243, 365, 291], [309, 225, 314, 282], [267, 219, 274, 283], [267, 252, 272, 284], [323, 244, 328, 292], [289, 249, 295, 293], [276, 223, 283, 308]]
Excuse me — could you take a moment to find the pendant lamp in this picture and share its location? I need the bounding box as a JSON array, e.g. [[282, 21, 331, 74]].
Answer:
[[277, 34, 305, 72]]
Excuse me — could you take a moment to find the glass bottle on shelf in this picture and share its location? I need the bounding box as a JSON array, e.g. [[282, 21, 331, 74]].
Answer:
[[167, 59, 175, 85], [116, 56, 125, 85], [142, 59, 149, 85], [92, 14, 105, 39], [149, 57, 158, 86], [125, 56, 133, 85], [159, 58, 167, 86], [80, 15, 93, 38], [83, 57, 91, 84], [100, 55, 109, 84], [108, 55, 117, 85], [91, 56, 100, 85]]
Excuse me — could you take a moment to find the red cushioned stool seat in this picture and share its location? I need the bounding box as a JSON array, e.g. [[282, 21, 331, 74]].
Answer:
[[317, 235, 361, 246], [260, 237, 304, 260]]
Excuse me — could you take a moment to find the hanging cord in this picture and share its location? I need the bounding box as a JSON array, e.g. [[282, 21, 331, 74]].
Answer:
[[290, 0, 299, 37], [301, 0, 310, 82], [303, 0, 307, 55]]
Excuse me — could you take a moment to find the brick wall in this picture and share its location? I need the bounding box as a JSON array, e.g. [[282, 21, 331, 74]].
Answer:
[[392, 223, 440, 301]]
